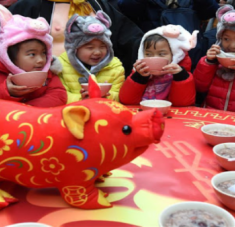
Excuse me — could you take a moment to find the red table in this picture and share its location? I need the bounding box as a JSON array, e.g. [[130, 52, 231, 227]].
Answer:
[[1, 106, 235, 227]]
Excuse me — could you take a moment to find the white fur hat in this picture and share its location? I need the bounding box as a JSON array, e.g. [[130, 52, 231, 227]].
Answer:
[[138, 24, 198, 64]]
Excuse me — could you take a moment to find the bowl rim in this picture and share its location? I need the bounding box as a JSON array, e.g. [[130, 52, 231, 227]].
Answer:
[[158, 201, 235, 226], [211, 171, 235, 198], [12, 71, 48, 76], [213, 142, 235, 159], [201, 123, 235, 137], [140, 99, 172, 107]]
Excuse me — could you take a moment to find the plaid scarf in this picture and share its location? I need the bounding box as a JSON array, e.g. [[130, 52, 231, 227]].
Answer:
[[142, 74, 173, 100]]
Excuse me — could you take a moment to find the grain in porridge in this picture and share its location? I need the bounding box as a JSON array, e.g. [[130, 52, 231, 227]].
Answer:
[[217, 147, 235, 158], [164, 209, 228, 227], [207, 130, 235, 137], [217, 179, 235, 196]]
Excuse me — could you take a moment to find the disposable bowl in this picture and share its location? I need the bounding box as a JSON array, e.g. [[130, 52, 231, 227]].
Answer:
[[81, 83, 112, 97], [11, 71, 47, 87], [140, 57, 169, 75], [213, 143, 235, 171], [159, 201, 235, 227], [140, 99, 172, 115], [201, 123, 235, 146], [211, 171, 235, 211]]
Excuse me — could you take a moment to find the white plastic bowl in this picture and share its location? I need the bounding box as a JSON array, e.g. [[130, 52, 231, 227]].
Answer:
[[159, 201, 235, 227], [5, 223, 52, 227], [213, 143, 235, 171], [201, 123, 235, 146], [140, 99, 172, 115], [211, 171, 235, 211]]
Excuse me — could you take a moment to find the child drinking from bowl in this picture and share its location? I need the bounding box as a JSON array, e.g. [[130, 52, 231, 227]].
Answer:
[[119, 24, 197, 107], [58, 11, 125, 103], [194, 4, 235, 111], [0, 5, 67, 107]]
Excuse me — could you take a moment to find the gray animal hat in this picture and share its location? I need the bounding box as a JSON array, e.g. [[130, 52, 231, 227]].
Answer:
[[65, 10, 114, 83], [216, 4, 235, 47]]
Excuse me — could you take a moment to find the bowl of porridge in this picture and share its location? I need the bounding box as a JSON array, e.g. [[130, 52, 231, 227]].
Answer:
[[201, 123, 235, 146], [158, 201, 235, 227], [140, 57, 169, 76], [139, 99, 172, 115], [217, 52, 235, 68], [213, 143, 235, 171], [211, 171, 235, 211], [80, 82, 112, 97]]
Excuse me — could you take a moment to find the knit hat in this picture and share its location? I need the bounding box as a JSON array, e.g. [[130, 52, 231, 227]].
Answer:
[[0, 5, 53, 74], [216, 4, 235, 46], [138, 24, 198, 64], [64, 10, 114, 83]]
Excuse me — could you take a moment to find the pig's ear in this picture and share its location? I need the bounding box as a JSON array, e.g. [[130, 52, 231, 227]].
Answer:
[[62, 106, 90, 139]]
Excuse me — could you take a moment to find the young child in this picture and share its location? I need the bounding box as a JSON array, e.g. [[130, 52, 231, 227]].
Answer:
[[119, 24, 197, 106], [58, 10, 125, 103], [193, 4, 235, 111], [0, 5, 67, 107]]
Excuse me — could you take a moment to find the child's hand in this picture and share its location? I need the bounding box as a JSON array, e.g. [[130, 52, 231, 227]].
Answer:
[[162, 63, 182, 75], [207, 44, 221, 61], [134, 60, 150, 77], [80, 88, 89, 99], [7, 74, 40, 97]]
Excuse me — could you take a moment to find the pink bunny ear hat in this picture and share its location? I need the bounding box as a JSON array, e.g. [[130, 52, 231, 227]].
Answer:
[[216, 4, 235, 46], [0, 5, 53, 74]]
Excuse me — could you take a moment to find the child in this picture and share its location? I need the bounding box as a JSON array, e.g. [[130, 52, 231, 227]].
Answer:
[[119, 24, 197, 107], [0, 5, 67, 107], [193, 4, 235, 111], [58, 10, 125, 103]]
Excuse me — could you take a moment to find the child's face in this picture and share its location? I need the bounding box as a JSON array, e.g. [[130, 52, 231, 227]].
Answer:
[[144, 39, 172, 63], [76, 39, 108, 66], [221, 30, 235, 53], [14, 40, 47, 72]]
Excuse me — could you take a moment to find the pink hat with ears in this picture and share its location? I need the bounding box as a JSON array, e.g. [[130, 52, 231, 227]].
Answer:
[[0, 5, 53, 74]]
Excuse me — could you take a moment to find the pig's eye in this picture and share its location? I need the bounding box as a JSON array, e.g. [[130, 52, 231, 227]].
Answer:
[[122, 125, 132, 135]]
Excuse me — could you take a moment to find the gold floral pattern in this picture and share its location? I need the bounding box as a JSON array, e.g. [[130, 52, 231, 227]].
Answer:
[[0, 134, 13, 155], [41, 157, 65, 175]]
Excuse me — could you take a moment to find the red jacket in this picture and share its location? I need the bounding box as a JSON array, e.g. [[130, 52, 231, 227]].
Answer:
[[193, 56, 235, 111], [119, 54, 195, 106], [0, 62, 67, 107]]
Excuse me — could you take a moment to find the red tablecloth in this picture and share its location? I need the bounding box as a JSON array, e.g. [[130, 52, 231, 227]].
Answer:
[[1, 106, 235, 227]]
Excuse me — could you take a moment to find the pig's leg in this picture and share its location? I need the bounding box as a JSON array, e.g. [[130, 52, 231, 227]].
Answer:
[[60, 185, 112, 209], [0, 189, 18, 209]]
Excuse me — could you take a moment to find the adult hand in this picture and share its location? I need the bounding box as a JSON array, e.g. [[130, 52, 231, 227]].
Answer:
[[162, 63, 182, 75], [7, 74, 40, 97], [134, 60, 150, 77], [207, 44, 221, 61]]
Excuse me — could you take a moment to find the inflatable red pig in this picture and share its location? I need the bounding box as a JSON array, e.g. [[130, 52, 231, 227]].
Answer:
[[0, 76, 165, 209]]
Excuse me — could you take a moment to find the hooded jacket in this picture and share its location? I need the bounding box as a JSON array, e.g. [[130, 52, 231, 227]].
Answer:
[[58, 11, 125, 103], [0, 5, 67, 107], [119, 24, 196, 106], [59, 52, 124, 103], [194, 5, 235, 111]]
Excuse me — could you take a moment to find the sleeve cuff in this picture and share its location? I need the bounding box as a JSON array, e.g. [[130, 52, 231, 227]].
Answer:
[[131, 71, 150, 84], [206, 58, 218, 64], [173, 67, 189, 81]]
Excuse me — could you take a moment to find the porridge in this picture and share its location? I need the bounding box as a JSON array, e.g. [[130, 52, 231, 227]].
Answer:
[[164, 209, 228, 227], [217, 179, 235, 196], [217, 147, 235, 158], [207, 130, 235, 137]]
